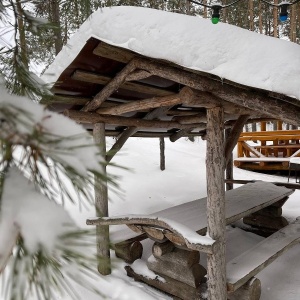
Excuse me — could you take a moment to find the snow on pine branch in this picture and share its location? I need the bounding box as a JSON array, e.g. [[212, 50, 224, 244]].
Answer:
[[0, 79, 102, 174], [0, 78, 114, 204], [0, 168, 102, 300]]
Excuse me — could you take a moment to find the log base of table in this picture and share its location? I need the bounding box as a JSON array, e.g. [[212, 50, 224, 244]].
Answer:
[[243, 198, 289, 236], [126, 266, 261, 300], [125, 265, 207, 300]]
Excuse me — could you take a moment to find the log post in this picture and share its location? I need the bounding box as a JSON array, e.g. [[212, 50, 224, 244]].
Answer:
[[160, 137, 166, 171], [225, 128, 234, 191], [206, 106, 227, 300], [93, 123, 111, 275]]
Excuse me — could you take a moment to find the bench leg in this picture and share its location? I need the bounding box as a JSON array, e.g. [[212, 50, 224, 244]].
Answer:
[[147, 242, 206, 288], [228, 278, 261, 300], [114, 240, 143, 263], [243, 198, 289, 235]]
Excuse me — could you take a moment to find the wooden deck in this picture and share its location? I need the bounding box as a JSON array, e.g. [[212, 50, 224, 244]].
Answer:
[[234, 129, 300, 171]]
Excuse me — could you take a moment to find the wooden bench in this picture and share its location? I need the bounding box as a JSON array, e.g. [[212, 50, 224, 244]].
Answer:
[[87, 182, 294, 299]]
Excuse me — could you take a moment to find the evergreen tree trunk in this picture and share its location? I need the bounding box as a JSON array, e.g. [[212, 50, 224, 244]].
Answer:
[[290, 4, 297, 42], [259, 2, 263, 34], [50, 0, 63, 55], [273, 0, 278, 38], [249, 0, 254, 31]]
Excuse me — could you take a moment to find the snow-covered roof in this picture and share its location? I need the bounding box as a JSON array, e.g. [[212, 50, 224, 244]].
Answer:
[[44, 6, 300, 100]]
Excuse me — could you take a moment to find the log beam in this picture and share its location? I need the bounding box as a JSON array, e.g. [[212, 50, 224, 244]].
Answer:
[[134, 58, 300, 126], [64, 110, 204, 130], [184, 91, 256, 116], [82, 58, 138, 112], [225, 128, 234, 191], [170, 128, 195, 142], [206, 106, 227, 300], [72, 70, 174, 99], [106, 107, 171, 162], [96, 92, 183, 116], [126, 70, 152, 81], [104, 130, 205, 138]]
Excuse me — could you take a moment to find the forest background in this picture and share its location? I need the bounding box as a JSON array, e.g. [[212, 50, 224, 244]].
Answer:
[[0, 0, 299, 299]]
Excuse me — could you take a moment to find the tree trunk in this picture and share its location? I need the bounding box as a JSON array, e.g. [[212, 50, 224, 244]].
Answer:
[[50, 0, 63, 55], [273, 0, 278, 38], [206, 107, 227, 300], [249, 0, 254, 31], [93, 123, 111, 275], [225, 128, 234, 191], [258, 2, 263, 34], [290, 4, 297, 42]]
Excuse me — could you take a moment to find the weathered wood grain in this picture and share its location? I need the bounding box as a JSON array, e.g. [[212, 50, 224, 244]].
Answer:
[[64, 110, 204, 129], [147, 256, 206, 288], [82, 58, 138, 112], [93, 123, 111, 275], [206, 106, 227, 300], [226, 219, 300, 292], [96, 93, 182, 115]]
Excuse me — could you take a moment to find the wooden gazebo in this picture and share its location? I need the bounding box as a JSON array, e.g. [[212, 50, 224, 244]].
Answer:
[[43, 6, 300, 300]]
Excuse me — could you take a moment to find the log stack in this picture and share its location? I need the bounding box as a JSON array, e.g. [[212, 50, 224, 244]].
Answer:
[[243, 197, 289, 236]]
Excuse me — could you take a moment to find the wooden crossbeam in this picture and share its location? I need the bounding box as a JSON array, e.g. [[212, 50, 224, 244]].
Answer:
[[106, 107, 170, 162], [169, 127, 201, 142], [81, 58, 138, 112], [240, 129, 300, 137], [126, 70, 152, 81], [184, 90, 256, 116], [104, 130, 205, 138], [132, 58, 300, 126], [96, 93, 182, 116], [41, 95, 90, 105], [72, 70, 174, 101], [93, 42, 136, 64], [64, 110, 204, 130], [239, 135, 300, 141]]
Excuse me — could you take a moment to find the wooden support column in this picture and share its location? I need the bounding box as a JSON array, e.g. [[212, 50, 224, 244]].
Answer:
[[225, 128, 234, 191], [160, 137, 166, 171], [206, 106, 227, 300], [93, 123, 111, 275]]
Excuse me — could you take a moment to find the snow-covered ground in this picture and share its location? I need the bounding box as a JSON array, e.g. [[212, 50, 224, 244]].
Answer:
[[64, 137, 300, 300]]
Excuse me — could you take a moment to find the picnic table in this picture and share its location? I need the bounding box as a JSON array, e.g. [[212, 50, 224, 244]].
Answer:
[[88, 182, 297, 300]]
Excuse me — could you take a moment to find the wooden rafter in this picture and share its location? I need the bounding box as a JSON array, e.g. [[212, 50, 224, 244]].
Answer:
[[72, 70, 174, 99], [131, 57, 300, 126], [126, 70, 152, 81], [104, 130, 205, 138], [65, 110, 203, 129], [96, 93, 182, 116], [82, 58, 138, 112], [169, 127, 201, 142], [106, 107, 170, 162], [93, 41, 136, 64]]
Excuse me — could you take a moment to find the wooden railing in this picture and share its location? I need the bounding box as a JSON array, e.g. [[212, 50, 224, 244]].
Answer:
[[234, 129, 300, 170]]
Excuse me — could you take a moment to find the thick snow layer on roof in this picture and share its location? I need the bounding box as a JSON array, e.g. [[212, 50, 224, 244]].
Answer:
[[43, 6, 300, 100]]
